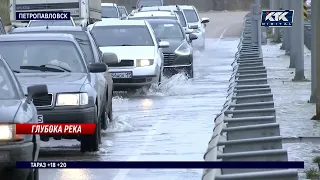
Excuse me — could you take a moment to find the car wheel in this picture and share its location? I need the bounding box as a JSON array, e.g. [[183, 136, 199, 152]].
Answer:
[[108, 100, 113, 123], [186, 64, 194, 78], [80, 105, 100, 152], [27, 168, 39, 180]]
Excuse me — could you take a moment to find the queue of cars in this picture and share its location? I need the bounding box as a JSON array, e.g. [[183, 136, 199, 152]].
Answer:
[[0, 2, 209, 179]]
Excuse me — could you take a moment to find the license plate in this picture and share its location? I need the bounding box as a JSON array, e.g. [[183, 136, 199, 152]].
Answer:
[[37, 115, 43, 123], [111, 72, 132, 79]]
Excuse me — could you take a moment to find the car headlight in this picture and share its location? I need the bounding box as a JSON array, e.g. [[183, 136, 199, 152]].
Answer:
[[136, 59, 154, 67], [175, 43, 191, 56], [56, 93, 89, 106], [0, 124, 23, 141]]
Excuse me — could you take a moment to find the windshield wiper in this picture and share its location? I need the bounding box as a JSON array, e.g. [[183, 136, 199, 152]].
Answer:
[[43, 64, 71, 72], [20, 64, 71, 72], [12, 70, 20, 73], [121, 44, 135, 46]]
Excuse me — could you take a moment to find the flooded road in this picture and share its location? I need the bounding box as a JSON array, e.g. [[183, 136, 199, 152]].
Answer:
[[38, 11, 247, 180]]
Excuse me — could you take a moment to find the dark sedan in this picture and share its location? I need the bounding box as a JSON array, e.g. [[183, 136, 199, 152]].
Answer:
[[0, 55, 48, 180], [0, 33, 117, 152], [11, 26, 115, 129], [145, 19, 197, 78]]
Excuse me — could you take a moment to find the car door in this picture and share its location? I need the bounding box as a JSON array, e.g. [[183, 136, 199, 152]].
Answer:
[[88, 32, 111, 108], [87, 33, 107, 109]]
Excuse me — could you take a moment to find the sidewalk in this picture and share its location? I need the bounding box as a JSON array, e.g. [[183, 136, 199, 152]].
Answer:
[[262, 41, 320, 178]]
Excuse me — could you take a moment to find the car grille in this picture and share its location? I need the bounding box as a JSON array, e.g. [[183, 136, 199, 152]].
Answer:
[[108, 60, 134, 67], [163, 53, 176, 66], [32, 94, 53, 107]]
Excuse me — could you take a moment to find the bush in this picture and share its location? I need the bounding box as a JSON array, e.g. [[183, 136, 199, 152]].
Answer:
[[0, 0, 10, 25], [306, 156, 320, 180]]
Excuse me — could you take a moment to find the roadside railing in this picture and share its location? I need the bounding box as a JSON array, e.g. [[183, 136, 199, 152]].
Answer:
[[202, 10, 299, 180]]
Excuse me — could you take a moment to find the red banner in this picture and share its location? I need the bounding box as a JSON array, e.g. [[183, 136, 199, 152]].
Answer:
[[16, 124, 96, 135]]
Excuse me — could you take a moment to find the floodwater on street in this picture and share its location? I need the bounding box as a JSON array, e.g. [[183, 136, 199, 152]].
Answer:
[[36, 11, 247, 180]]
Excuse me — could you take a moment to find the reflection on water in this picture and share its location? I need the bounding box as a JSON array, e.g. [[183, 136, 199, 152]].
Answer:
[[57, 169, 92, 180], [141, 98, 153, 110]]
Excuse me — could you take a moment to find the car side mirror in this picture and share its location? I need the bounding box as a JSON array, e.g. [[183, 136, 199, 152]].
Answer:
[[185, 29, 193, 34], [189, 33, 198, 41], [201, 17, 209, 24], [102, 52, 119, 65], [26, 85, 48, 104], [189, 25, 198, 29], [159, 41, 170, 48], [89, 62, 107, 73]]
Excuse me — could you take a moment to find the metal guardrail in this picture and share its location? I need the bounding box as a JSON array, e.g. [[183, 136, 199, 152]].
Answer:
[[202, 12, 299, 180]]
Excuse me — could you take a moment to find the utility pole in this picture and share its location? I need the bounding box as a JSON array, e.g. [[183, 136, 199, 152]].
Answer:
[[272, 0, 281, 42], [291, 0, 305, 81], [313, 0, 320, 118], [251, 0, 261, 54], [310, 0, 316, 103], [289, 0, 296, 68], [284, 0, 291, 55], [280, 0, 286, 49]]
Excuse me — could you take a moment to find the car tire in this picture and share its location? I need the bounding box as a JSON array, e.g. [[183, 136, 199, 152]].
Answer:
[[158, 72, 162, 86], [108, 100, 113, 123], [186, 64, 194, 78], [80, 105, 100, 152], [27, 168, 39, 180]]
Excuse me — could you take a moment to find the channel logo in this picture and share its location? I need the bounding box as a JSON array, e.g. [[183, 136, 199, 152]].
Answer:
[[261, 10, 294, 27]]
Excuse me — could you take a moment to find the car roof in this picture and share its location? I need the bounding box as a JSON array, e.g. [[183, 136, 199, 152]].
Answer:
[[0, 33, 76, 42], [94, 19, 147, 26], [178, 5, 195, 10], [101, 3, 117, 7], [131, 11, 175, 17], [139, 6, 179, 11], [145, 19, 179, 24], [12, 26, 84, 33]]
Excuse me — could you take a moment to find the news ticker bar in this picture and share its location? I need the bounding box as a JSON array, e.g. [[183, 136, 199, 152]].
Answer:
[[15, 124, 96, 135], [16, 12, 71, 21], [16, 161, 304, 169]]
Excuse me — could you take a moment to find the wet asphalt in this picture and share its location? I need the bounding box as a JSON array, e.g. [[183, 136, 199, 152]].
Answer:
[[37, 11, 248, 180]]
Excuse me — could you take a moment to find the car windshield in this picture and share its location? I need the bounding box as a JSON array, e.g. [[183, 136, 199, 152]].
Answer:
[[129, 16, 177, 20], [102, 6, 119, 18], [28, 20, 73, 27], [148, 21, 184, 40], [175, 11, 187, 27], [183, 9, 199, 23], [13, 31, 94, 63], [0, 41, 85, 73], [91, 25, 154, 46], [137, 0, 162, 7], [0, 62, 17, 99]]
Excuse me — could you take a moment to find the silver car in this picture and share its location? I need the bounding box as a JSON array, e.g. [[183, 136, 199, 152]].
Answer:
[[180, 5, 210, 51], [89, 19, 170, 90]]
